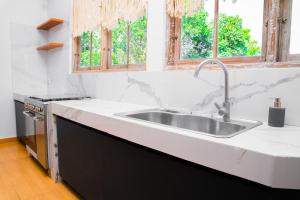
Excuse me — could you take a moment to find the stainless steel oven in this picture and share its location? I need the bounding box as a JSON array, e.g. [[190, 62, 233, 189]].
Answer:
[[23, 102, 48, 169], [23, 95, 89, 170]]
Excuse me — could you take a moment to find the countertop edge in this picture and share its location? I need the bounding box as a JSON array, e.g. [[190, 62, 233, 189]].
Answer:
[[13, 93, 27, 103], [49, 100, 300, 190]]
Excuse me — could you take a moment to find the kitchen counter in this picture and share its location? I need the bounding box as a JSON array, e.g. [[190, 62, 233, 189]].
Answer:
[[49, 99, 300, 190]]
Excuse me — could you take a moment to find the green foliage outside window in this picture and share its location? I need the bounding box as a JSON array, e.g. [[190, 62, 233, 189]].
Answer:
[[181, 10, 261, 59], [80, 32, 90, 67], [112, 20, 128, 65], [79, 16, 147, 68], [80, 30, 101, 67], [79, 11, 260, 68], [181, 11, 213, 59], [218, 14, 260, 57], [91, 31, 101, 66], [129, 16, 147, 64], [112, 16, 147, 65]]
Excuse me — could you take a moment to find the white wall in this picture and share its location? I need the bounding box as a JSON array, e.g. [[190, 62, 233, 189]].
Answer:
[[3, 0, 300, 139], [0, 0, 48, 138], [45, 0, 300, 127], [146, 0, 167, 71], [290, 0, 300, 54], [47, 0, 98, 96]]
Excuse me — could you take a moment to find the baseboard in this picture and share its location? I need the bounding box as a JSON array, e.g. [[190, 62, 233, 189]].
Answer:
[[0, 137, 18, 144]]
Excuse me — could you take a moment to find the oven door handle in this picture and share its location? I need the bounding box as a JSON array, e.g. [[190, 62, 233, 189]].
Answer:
[[23, 111, 35, 118], [23, 111, 44, 121], [33, 116, 44, 121]]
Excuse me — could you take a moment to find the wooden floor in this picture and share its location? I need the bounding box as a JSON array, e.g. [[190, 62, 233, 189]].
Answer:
[[0, 141, 79, 200]]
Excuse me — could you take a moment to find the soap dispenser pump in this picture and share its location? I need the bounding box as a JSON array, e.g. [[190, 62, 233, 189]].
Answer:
[[268, 98, 285, 127]]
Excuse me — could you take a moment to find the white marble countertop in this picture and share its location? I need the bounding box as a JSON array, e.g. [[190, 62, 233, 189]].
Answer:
[[50, 98, 300, 190]]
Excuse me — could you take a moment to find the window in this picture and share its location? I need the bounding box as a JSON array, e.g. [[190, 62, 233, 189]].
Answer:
[[111, 16, 147, 66], [168, 0, 265, 65], [78, 30, 101, 70], [73, 16, 147, 72], [289, 0, 300, 60]]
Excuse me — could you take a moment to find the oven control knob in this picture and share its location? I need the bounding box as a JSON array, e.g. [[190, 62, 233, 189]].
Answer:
[[35, 107, 42, 112], [27, 104, 33, 110]]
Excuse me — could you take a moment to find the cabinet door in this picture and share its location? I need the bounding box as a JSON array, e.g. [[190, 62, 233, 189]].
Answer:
[[57, 116, 173, 200], [57, 117, 300, 200], [57, 117, 105, 200], [14, 100, 26, 145]]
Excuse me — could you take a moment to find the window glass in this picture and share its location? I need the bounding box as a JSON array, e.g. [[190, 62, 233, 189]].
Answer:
[[180, 0, 214, 59], [91, 30, 101, 67], [129, 16, 147, 64], [290, 0, 300, 54], [80, 31, 91, 67], [112, 17, 147, 65], [112, 20, 128, 65], [218, 0, 263, 57], [80, 30, 101, 68]]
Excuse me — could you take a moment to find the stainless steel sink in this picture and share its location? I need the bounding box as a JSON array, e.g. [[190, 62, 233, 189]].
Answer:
[[115, 109, 262, 138]]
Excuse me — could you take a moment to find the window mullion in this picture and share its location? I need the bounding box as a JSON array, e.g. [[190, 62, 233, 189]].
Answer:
[[108, 31, 112, 68], [73, 37, 80, 71], [126, 22, 131, 67], [89, 32, 93, 67], [213, 0, 219, 58], [101, 28, 109, 70], [277, 0, 292, 62]]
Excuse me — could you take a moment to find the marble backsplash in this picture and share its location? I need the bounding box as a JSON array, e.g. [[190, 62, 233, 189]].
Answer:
[[70, 67, 300, 126], [10, 23, 48, 95], [43, 0, 300, 126], [12, 44, 300, 127], [9, 2, 300, 127]]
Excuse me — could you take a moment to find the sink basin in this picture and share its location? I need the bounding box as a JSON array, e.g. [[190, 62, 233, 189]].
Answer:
[[115, 109, 262, 138]]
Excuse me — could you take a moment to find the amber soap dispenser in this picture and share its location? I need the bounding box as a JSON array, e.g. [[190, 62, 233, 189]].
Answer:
[[268, 98, 285, 127]]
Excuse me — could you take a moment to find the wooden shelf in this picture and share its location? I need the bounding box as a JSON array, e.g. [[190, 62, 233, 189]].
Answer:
[[37, 42, 64, 51], [37, 18, 64, 30]]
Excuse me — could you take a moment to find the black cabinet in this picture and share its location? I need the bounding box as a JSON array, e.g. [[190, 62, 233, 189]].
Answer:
[[56, 116, 300, 200], [14, 100, 26, 145]]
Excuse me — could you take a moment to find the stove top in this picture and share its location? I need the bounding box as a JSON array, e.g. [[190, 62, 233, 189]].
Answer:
[[24, 94, 90, 115], [28, 94, 90, 102]]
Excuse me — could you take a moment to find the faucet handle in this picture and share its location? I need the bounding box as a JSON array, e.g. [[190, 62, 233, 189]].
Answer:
[[214, 102, 225, 116], [214, 102, 221, 109]]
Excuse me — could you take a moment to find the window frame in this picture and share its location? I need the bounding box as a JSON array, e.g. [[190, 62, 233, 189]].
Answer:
[[73, 29, 104, 72], [73, 23, 146, 73], [167, 0, 267, 67], [284, 0, 300, 61], [167, 0, 300, 69]]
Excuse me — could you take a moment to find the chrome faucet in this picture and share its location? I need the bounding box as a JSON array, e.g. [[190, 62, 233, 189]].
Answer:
[[194, 59, 230, 122]]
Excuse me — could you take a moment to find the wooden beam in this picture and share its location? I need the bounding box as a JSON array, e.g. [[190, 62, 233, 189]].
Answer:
[[126, 22, 131, 66], [174, 18, 182, 62], [101, 28, 108, 69], [261, 0, 270, 62], [107, 31, 112, 68], [265, 0, 281, 62], [213, 0, 219, 58], [277, 0, 292, 61], [72, 37, 81, 72], [89, 32, 93, 66], [167, 16, 176, 64]]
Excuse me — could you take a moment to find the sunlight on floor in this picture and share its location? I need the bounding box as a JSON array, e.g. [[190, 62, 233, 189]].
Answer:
[[0, 141, 79, 200]]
